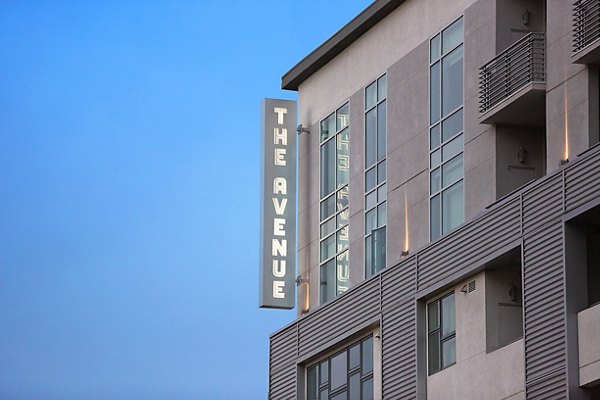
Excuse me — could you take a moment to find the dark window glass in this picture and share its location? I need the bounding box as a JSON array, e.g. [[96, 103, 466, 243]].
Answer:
[[442, 18, 464, 53], [377, 101, 386, 161], [330, 351, 347, 391], [377, 161, 386, 184], [320, 360, 329, 384], [321, 194, 336, 221], [430, 61, 441, 124], [430, 33, 441, 62], [442, 46, 463, 117], [362, 338, 373, 374], [362, 378, 374, 400], [337, 103, 349, 131], [428, 301, 440, 332], [307, 366, 318, 400], [442, 109, 463, 142], [365, 167, 376, 192], [428, 292, 456, 375], [331, 392, 347, 400], [430, 124, 441, 150], [442, 180, 464, 234], [365, 82, 376, 110], [320, 260, 336, 304], [349, 344, 360, 369], [428, 331, 441, 373], [321, 138, 336, 198], [337, 129, 350, 187], [441, 293, 456, 335], [307, 335, 374, 400], [365, 109, 377, 168], [377, 75, 387, 101], [321, 113, 335, 142], [442, 336, 456, 368], [349, 372, 360, 400], [372, 226, 386, 274], [430, 194, 441, 240]]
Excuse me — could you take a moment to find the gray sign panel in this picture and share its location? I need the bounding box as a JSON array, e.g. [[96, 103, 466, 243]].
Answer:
[[259, 99, 297, 309]]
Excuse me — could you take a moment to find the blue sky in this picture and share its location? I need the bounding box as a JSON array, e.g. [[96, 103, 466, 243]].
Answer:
[[0, 1, 371, 399]]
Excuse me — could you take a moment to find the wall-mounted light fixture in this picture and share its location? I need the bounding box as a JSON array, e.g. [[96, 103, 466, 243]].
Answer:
[[297, 124, 310, 135], [522, 9, 530, 26], [296, 276, 310, 314]]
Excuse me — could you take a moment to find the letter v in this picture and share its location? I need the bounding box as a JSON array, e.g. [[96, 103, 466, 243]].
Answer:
[[272, 198, 288, 215]]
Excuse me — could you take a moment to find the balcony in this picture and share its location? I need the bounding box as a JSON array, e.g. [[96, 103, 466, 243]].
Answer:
[[573, 0, 600, 64], [578, 303, 600, 387], [479, 32, 546, 125]]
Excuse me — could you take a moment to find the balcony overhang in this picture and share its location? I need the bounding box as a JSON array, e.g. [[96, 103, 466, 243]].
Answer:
[[479, 82, 546, 126], [578, 303, 600, 387], [573, 0, 600, 65], [573, 40, 600, 65]]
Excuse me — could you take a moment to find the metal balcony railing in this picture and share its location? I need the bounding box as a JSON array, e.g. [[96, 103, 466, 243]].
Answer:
[[574, 0, 600, 54], [479, 32, 545, 115]]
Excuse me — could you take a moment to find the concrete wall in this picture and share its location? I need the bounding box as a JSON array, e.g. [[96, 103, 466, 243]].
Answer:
[[578, 303, 600, 387], [427, 272, 525, 400], [545, 0, 594, 172]]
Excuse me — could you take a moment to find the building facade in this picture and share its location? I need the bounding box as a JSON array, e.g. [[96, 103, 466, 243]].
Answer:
[[268, 0, 600, 398]]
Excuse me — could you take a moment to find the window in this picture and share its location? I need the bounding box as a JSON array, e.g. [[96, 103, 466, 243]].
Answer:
[[429, 18, 464, 241], [427, 292, 456, 374], [365, 75, 387, 278], [307, 336, 374, 400], [320, 103, 350, 304]]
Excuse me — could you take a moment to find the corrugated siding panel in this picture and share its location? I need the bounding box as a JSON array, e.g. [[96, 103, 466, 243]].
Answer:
[[381, 257, 416, 310], [381, 299, 416, 399], [269, 324, 297, 400], [380, 258, 417, 399], [298, 278, 380, 359], [523, 222, 566, 391], [522, 174, 563, 235], [565, 150, 600, 212], [525, 369, 567, 400], [417, 198, 521, 291]]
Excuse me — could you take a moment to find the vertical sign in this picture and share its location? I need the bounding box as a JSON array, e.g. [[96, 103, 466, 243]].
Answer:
[[260, 99, 297, 309]]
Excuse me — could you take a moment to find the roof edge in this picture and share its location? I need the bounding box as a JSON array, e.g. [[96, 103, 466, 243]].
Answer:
[[281, 0, 406, 91]]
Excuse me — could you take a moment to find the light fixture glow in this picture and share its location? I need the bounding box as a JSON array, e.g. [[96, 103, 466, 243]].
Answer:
[[563, 76, 570, 163], [403, 186, 409, 256]]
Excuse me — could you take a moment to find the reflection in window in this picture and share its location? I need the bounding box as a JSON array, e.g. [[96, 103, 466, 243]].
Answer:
[[430, 18, 464, 241], [306, 336, 374, 400], [320, 104, 350, 304], [428, 292, 456, 374], [365, 75, 387, 278]]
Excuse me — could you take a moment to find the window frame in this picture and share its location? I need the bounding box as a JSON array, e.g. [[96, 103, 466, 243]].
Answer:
[[306, 334, 375, 400], [428, 16, 465, 241], [364, 73, 388, 279], [427, 291, 456, 375], [319, 102, 351, 305]]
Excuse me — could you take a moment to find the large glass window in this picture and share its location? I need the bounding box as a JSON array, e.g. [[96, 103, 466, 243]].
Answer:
[[429, 18, 464, 241], [306, 336, 374, 400], [365, 75, 387, 278], [320, 103, 350, 305], [427, 292, 456, 374]]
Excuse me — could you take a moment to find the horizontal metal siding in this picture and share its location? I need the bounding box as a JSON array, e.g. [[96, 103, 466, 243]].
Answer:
[[269, 324, 298, 400], [381, 299, 416, 399], [417, 198, 521, 292], [565, 149, 600, 212], [381, 258, 417, 399], [381, 257, 416, 310], [523, 222, 566, 396], [522, 174, 563, 235], [298, 278, 380, 359], [525, 368, 567, 400]]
